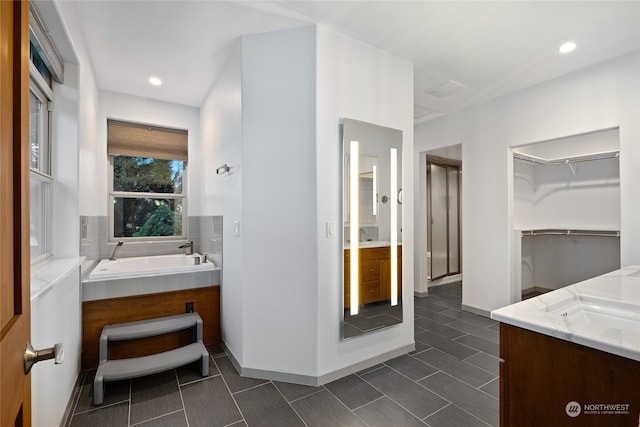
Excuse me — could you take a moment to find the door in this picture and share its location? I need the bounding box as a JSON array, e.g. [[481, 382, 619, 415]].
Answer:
[[428, 160, 461, 280], [1, 1, 31, 425]]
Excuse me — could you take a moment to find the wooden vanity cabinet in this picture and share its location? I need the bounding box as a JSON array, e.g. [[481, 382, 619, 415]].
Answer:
[[499, 323, 640, 426], [344, 246, 402, 308]]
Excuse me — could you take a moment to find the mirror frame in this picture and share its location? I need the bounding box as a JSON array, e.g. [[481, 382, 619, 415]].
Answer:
[[342, 118, 403, 339]]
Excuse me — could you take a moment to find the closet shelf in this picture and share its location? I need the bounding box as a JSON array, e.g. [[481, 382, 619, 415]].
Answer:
[[520, 229, 620, 238], [513, 150, 619, 166]]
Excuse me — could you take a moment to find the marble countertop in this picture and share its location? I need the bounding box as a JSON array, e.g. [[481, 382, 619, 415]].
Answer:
[[491, 265, 640, 362]]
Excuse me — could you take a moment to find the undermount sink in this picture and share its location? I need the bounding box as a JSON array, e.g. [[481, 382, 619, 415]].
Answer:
[[542, 294, 640, 334]]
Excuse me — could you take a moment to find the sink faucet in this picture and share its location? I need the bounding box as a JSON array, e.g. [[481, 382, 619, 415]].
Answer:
[[109, 241, 124, 260], [179, 241, 193, 255]]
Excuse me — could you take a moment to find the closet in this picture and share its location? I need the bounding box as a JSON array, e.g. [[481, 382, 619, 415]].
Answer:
[[512, 128, 620, 299]]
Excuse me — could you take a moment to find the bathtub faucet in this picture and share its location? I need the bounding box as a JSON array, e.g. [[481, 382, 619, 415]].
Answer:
[[179, 241, 193, 255], [109, 241, 124, 260]]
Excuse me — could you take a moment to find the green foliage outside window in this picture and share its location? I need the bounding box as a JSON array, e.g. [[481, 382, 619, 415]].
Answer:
[[112, 156, 184, 238]]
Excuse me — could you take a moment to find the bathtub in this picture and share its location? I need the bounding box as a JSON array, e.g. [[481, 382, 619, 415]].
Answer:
[[83, 253, 220, 301]]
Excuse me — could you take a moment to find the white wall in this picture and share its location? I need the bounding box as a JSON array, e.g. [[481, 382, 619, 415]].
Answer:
[[240, 26, 319, 374], [201, 25, 414, 382], [415, 52, 640, 313], [31, 269, 82, 427], [316, 25, 414, 379], [199, 40, 244, 361]]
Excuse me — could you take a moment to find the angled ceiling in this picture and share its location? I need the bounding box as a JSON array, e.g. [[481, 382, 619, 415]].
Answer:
[[70, 1, 640, 121]]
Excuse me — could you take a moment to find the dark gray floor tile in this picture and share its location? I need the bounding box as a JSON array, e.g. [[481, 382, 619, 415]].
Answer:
[[414, 317, 466, 339], [176, 356, 219, 385], [430, 298, 462, 310], [345, 313, 399, 333], [414, 299, 451, 313], [446, 320, 500, 344], [343, 322, 364, 338], [234, 383, 305, 427], [181, 376, 242, 427], [207, 343, 226, 358], [69, 402, 129, 427], [215, 356, 268, 393], [273, 381, 321, 402], [487, 322, 501, 331], [74, 371, 130, 414], [134, 410, 188, 426], [384, 354, 438, 381], [227, 421, 248, 427], [414, 306, 457, 324], [408, 340, 432, 355], [291, 389, 367, 427], [454, 334, 499, 357], [325, 374, 383, 409], [419, 372, 498, 426], [415, 330, 478, 360], [130, 371, 182, 425], [355, 396, 427, 427], [356, 363, 385, 376], [414, 349, 495, 388], [425, 404, 490, 427], [441, 309, 496, 327], [480, 378, 499, 399], [360, 366, 448, 419], [464, 352, 500, 375]]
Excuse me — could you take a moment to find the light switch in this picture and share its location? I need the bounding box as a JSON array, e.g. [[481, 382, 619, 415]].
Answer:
[[233, 221, 240, 237], [326, 221, 336, 238]]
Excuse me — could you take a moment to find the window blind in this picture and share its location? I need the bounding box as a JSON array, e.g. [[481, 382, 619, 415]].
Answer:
[[107, 119, 188, 161]]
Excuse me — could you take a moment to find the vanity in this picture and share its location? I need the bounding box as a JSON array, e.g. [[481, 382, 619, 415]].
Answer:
[[491, 266, 640, 426], [344, 243, 402, 308]]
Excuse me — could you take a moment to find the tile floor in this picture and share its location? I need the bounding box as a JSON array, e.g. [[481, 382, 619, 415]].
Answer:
[[64, 282, 500, 427]]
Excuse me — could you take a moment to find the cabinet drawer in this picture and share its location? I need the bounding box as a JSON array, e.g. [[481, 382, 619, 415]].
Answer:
[[361, 281, 380, 304], [362, 247, 391, 260], [361, 260, 380, 282]]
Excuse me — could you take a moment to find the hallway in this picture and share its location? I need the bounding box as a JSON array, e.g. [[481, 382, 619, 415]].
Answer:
[[65, 283, 499, 427]]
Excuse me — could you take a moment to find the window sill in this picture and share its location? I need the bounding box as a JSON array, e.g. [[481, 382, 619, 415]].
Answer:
[[31, 256, 86, 303]]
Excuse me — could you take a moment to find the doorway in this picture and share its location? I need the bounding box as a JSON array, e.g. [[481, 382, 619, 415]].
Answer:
[[427, 157, 461, 280]]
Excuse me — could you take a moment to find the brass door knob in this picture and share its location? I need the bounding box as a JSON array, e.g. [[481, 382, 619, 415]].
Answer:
[[24, 342, 63, 374]]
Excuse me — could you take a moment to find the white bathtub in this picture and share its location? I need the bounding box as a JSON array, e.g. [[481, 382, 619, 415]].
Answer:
[[83, 253, 220, 301]]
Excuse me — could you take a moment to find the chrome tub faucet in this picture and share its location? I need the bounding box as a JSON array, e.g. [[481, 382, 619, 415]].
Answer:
[[179, 241, 193, 255], [109, 241, 124, 260]]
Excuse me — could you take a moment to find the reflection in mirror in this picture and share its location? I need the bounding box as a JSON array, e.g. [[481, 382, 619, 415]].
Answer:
[[342, 118, 403, 339]]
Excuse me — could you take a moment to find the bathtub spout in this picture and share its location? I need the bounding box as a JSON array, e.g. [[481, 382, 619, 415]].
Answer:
[[109, 241, 124, 260], [179, 241, 193, 255]]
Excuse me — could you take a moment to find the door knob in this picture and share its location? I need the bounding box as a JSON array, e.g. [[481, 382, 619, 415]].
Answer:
[[24, 342, 64, 374]]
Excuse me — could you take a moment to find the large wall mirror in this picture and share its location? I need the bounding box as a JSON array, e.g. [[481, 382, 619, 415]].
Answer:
[[342, 118, 403, 339]]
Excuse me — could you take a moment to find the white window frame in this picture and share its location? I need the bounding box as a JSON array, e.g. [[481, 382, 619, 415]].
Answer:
[[29, 62, 54, 266], [108, 156, 188, 242]]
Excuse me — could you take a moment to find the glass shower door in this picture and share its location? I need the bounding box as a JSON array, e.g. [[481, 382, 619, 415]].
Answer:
[[428, 162, 460, 280]]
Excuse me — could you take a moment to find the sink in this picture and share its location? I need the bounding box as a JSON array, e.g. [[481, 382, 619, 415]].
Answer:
[[543, 294, 640, 334]]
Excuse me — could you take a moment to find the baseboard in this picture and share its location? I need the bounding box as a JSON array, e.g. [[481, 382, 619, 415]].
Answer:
[[221, 341, 415, 386], [461, 304, 492, 319]]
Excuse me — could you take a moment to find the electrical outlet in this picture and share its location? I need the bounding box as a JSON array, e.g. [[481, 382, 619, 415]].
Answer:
[[185, 302, 194, 313]]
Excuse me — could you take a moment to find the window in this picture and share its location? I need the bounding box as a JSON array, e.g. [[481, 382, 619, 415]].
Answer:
[[108, 120, 188, 240], [28, 16, 58, 263]]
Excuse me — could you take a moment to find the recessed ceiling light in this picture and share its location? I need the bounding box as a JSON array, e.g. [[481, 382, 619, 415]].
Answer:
[[558, 42, 577, 54], [149, 76, 162, 86]]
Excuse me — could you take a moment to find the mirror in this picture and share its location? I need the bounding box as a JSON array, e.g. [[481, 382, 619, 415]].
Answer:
[[342, 118, 403, 339]]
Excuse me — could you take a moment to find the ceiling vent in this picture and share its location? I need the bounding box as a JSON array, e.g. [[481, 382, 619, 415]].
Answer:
[[425, 80, 466, 98]]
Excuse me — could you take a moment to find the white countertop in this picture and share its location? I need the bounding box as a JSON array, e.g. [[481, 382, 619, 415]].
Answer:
[[344, 241, 402, 248], [31, 257, 85, 302], [491, 266, 640, 362]]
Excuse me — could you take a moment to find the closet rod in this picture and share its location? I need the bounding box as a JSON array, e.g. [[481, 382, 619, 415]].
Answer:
[[521, 229, 620, 238], [513, 150, 619, 165]]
